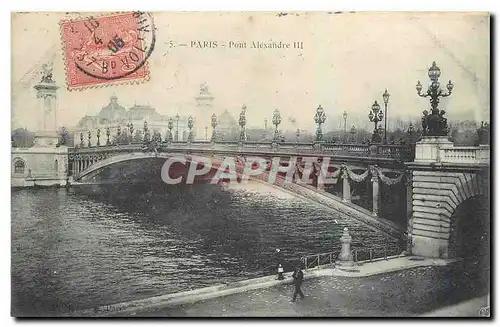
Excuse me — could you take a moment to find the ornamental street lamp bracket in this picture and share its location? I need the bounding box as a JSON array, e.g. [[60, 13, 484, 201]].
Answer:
[[314, 105, 326, 142], [368, 100, 383, 143], [211, 113, 218, 142], [272, 109, 282, 143], [416, 61, 453, 136], [382, 89, 390, 105], [239, 108, 247, 142]]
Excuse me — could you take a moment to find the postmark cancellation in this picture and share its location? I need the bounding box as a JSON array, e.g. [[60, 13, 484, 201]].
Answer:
[[59, 11, 155, 90]]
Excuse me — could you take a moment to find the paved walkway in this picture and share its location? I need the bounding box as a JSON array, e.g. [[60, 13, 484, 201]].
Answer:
[[130, 265, 485, 317], [421, 296, 490, 317], [66, 256, 487, 317]]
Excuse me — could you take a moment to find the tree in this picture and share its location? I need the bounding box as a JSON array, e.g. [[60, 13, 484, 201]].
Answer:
[[11, 128, 35, 147], [58, 126, 74, 146]]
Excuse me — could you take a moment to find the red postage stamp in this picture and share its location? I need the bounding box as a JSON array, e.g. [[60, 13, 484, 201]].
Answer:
[[59, 12, 155, 90]]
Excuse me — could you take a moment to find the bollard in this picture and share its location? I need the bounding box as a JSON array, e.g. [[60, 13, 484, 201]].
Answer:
[[336, 227, 354, 268], [277, 264, 284, 280]]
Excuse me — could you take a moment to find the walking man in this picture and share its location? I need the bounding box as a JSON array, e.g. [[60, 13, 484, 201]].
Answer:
[[291, 267, 305, 302]]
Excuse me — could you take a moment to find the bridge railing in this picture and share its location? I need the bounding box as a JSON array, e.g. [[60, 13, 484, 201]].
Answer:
[[300, 244, 403, 271], [301, 251, 339, 270], [69, 140, 414, 161], [351, 244, 402, 264], [439, 144, 490, 164]]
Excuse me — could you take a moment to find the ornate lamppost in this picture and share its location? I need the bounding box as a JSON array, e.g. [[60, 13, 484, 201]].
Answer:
[[80, 132, 84, 148], [343, 111, 348, 133], [87, 130, 92, 147], [350, 125, 356, 143], [126, 123, 133, 144], [187, 115, 194, 142], [116, 125, 122, 145], [167, 117, 174, 142], [211, 113, 218, 142], [143, 121, 150, 143], [296, 128, 301, 144], [368, 101, 383, 143], [96, 128, 101, 147], [129, 123, 134, 144], [175, 113, 180, 141], [314, 105, 326, 142], [382, 89, 390, 144], [272, 108, 282, 143], [343, 110, 348, 142], [408, 122, 415, 137], [239, 105, 247, 142], [106, 127, 110, 145], [416, 61, 454, 136]]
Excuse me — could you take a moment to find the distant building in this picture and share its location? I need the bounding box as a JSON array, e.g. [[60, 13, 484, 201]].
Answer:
[[215, 109, 239, 141], [73, 95, 191, 146], [73, 83, 243, 145]]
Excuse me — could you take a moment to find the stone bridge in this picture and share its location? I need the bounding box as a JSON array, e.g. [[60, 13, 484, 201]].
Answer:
[[67, 137, 490, 259], [68, 140, 413, 238]]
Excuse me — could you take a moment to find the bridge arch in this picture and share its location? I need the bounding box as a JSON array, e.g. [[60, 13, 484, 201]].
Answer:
[[74, 152, 237, 184], [410, 169, 489, 259], [75, 152, 174, 181]]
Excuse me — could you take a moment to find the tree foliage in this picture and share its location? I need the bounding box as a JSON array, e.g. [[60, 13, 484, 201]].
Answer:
[[58, 126, 74, 146], [11, 128, 35, 147]]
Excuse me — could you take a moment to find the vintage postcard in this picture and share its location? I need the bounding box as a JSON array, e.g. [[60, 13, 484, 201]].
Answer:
[[11, 11, 490, 318]]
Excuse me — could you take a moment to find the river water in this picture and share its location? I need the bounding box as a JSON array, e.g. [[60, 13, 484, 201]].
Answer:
[[11, 182, 401, 316]]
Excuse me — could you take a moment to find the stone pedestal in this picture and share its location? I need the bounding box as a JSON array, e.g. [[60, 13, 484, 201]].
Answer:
[[414, 136, 453, 163], [33, 131, 59, 147], [336, 227, 354, 267]]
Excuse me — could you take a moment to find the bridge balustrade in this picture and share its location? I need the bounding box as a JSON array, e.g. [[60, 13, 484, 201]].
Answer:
[[70, 140, 413, 161], [440, 145, 490, 164]]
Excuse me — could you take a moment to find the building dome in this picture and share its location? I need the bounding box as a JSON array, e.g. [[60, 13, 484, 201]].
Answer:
[[98, 94, 127, 124]]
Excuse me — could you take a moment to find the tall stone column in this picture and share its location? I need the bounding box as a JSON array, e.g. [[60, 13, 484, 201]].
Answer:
[[33, 63, 59, 147], [370, 166, 380, 216], [341, 166, 351, 202]]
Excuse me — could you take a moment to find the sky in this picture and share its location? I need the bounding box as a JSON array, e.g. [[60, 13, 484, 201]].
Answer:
[[11, 12, 490, 134]]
